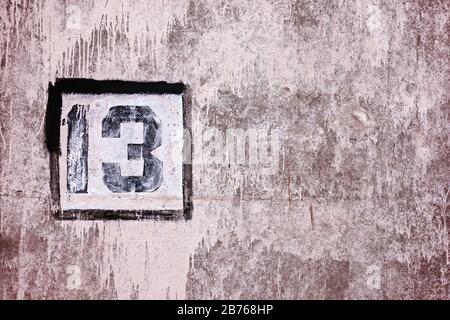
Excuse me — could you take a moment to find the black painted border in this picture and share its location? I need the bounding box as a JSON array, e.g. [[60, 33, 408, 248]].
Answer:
[[46, 78, 193, 221]]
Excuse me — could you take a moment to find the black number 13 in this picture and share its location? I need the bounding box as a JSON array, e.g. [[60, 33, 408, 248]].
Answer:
[[66, 105, 163, 193]]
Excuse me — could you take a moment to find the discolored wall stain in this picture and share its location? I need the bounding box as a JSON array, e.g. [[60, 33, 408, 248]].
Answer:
[[0, 0, 449, 299]]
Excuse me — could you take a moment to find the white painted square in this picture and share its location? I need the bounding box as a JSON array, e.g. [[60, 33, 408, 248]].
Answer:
[[59, 93, 184, 212]]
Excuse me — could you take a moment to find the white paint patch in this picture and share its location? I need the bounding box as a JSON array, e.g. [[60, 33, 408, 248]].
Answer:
[[59, 93, 184, 211]]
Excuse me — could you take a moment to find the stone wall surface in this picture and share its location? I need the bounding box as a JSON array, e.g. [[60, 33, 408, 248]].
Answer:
[[0, 0, 449, 299]]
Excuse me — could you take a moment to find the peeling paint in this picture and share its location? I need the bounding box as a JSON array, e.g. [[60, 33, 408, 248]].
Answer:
[[0, 0, 449, 299]]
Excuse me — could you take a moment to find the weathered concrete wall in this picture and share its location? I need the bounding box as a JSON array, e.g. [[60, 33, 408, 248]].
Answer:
[[0, 0, 449, 299]]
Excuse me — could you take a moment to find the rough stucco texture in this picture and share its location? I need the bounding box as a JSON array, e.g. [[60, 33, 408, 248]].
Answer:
[[0, 0, 449, 299]]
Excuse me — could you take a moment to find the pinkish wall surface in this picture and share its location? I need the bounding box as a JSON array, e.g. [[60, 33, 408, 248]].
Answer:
[[0, 0, 449, 299]]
